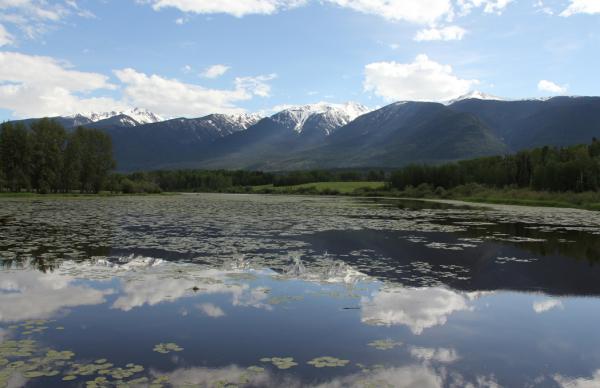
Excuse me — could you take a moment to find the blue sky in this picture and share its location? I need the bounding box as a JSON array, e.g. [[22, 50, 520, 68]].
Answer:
[[0, 0, 598, 120]]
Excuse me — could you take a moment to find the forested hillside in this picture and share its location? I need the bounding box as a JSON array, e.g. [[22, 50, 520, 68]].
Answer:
[[390, 139, 600, 192], [0, 119, 115, 193]]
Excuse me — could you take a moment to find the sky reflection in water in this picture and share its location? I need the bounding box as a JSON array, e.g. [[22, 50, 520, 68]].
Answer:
[[1, 194, 600, 387]]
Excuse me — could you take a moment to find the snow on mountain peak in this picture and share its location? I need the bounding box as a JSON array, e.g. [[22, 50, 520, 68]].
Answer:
[[68, 108, 164, 126], [217, 113, 263, 130], [272, 102, 371, 135], [125, 108, 164, 125], [446, 91, 504, 105]]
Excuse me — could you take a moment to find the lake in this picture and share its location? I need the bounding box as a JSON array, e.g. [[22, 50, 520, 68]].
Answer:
[[1, 193, 600, 387]]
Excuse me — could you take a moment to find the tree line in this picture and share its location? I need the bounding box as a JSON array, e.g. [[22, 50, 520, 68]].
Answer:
[[4, 118, 598, 196], [114, 169, 386, 193], [390, 139, 600, 192], [0, 119, 115, 193]]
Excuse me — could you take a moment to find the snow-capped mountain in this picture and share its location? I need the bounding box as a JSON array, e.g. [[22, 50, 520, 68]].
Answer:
[[271, 102, 371, 135], [68, 108, 164, 126], [197, 113, 262, 134], [445, 91, 504, 105]]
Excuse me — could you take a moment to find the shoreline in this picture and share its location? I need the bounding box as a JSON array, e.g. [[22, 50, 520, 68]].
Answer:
[[2, 188, 599, 212]]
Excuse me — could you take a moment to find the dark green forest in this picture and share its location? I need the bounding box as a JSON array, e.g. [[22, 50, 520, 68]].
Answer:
[[2, 119, 600, 198], [0, 119, 115, 193], [390, 139, 600, 192]]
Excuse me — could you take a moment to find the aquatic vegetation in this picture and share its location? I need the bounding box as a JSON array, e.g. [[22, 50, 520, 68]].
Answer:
[[153, 343, 184, 354], [368, 339, 402, 350], [260, 357, 298, 369], [307, 356, 350, 368], [1, 195, 600, 387], [496, 256, 538, 264]]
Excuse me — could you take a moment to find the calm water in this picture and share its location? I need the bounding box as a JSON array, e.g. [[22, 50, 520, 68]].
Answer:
[[1, 194, 600, 387]]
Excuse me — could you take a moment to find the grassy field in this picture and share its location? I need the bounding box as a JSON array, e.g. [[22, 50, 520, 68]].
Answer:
[[252, 181, 386, 194]]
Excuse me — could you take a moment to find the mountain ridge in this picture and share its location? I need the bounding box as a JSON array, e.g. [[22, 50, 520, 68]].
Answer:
[[8, 96, 600, 172]]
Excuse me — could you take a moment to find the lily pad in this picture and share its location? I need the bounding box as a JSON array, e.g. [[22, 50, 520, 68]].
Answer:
[[307, 356, 350, 368], [153, 343, 183, 354]]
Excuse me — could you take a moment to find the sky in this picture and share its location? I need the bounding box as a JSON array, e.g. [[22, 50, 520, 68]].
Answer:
[[0, 0, 598, 120]]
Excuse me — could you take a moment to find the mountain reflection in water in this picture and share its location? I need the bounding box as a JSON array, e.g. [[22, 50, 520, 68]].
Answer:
[[1, 194, 600, 387]]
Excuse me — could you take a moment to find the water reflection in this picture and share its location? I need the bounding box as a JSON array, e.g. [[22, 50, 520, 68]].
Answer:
[[360, 287, 472, 334], [2, 194, 600, 387], [554, 370, 600, 388], [0, 270, 110, 322], [533, 299, 564, 314]]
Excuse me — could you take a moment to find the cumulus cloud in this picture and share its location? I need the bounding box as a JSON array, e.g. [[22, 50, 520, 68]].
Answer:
[[538, 79, 567, 94], [364, 54, 479, 102], [0, 51, 275, 119], [361, 286, 472, 334], [144, 0, 307, 17], [0, 24, 14, 46], [201, 64, 231, 79], [0, 51, 122, 118], [197, 303, 226, 318], [414, 25, 467, 41], [457, 0, 513, 15], [114, 68, 275, 117], [142, 0, 512, 24], [560, 0, 600, 16], [533, 299, 564, 313], [325, 0, 453, 24]]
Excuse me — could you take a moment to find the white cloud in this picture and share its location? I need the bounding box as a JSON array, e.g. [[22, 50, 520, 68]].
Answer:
[[197, 303, 226, 317], [537, 79, 567, 94], [0, 51, 122, 118], [534, 0, 554, 15], [409, 347, 461, 363], [201, 64, 231, 78], [0, 0, 93, 41], [0, 23, 14, 46], [561, 0, 600, 16], [457, 0, 513, 15], [414, 25, 467, 41], [361, 286, 472, 334], [145, 0, 307, 17], [143, 0, 514, 24], [532, 299, 564, 313], [114, 69, 275, 117], [234, 73, 276, 97], [326, 0, 453, 24], [0, 51, 274, 119], [364, 54, 479, 102]]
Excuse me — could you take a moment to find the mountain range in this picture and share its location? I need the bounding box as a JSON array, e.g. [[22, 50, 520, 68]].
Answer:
[[10, 95, 600, 171]]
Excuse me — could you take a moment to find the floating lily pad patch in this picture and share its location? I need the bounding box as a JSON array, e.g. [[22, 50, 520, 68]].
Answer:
[[368, 339, 402, 350], [307, 356, 350, 368], [153, 343, 183, 354], [260, 357, 298, 369]]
